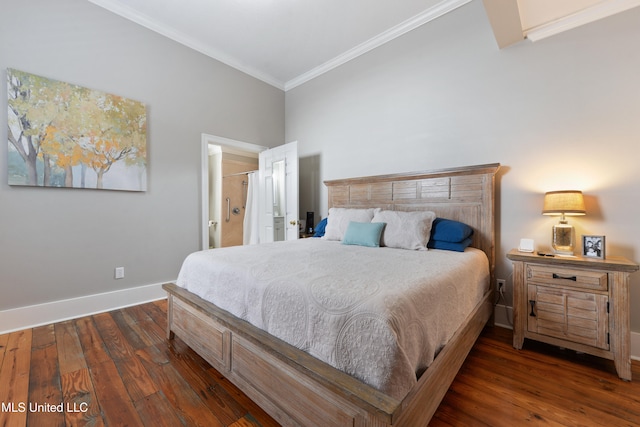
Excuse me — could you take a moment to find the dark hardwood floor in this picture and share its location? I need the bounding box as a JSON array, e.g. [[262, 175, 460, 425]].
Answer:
[[1, 300, 639, 426]]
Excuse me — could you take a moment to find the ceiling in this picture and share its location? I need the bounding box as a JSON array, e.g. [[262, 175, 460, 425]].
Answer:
[[88, 0, 466, 90], [89, 0, 640, 91]]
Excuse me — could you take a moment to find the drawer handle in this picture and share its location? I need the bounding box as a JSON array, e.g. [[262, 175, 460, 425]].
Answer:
[[552, 273, 577, 281], [529, 300, 536, 317]]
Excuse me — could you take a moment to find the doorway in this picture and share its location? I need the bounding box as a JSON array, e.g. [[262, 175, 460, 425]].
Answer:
[[220, 153, 257, 247], [201, 134, 266, 250]]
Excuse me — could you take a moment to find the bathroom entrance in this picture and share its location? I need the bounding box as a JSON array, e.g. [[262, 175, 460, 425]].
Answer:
[[201, 134, 299, 250], [203, 135, 265, 250], [220, 154, 257, 247]]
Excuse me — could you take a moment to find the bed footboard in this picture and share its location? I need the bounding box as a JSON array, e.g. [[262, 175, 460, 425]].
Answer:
[[164, 283, 493, 427], [165, 283, 398, 426]]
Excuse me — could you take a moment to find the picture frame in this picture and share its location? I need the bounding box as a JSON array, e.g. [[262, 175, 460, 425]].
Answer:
[[8, 69, 147, 191], [582, 235, 605, 259]]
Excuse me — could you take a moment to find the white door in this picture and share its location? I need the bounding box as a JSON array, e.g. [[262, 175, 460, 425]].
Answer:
[[258, 141, 299, 243]]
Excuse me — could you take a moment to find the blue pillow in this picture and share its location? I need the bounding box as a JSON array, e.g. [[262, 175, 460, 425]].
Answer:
[[313, 217, 328, 237], [427, 237, 473, 252], [342, 221, 386, 247], [430, 218, 473, 243]]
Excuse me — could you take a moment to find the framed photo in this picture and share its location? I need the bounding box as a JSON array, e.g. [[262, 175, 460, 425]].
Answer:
[[582, 235, 605, 259]]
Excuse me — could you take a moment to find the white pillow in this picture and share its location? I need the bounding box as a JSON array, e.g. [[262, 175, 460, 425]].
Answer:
[[372, 210, 436, 250], [323, 208, 380, 241]]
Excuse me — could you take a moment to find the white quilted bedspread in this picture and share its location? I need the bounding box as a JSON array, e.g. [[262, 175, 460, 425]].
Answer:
[[176, 238, 489, 400]]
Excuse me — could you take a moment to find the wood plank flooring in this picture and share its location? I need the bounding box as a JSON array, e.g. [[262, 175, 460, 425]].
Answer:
[[1, 300, 639, 426]]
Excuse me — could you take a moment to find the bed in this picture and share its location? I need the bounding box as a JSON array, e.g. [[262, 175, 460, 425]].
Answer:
[[163, 163, 500, 426]]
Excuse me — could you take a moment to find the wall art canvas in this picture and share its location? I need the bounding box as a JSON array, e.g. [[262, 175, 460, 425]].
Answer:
[[7, 68, 147, 191]]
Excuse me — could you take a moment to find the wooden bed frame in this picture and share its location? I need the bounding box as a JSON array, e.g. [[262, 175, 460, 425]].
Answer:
[[163, 163, 500, 426]]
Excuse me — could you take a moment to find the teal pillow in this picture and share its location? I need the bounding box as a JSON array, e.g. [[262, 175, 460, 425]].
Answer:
[[342, 221, 386, 247]]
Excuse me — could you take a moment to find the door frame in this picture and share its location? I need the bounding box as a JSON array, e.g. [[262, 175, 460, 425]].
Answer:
[[200, 133, 267, 250]]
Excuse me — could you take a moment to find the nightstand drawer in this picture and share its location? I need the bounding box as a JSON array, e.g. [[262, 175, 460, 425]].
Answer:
[[526, 264, 607, 291]]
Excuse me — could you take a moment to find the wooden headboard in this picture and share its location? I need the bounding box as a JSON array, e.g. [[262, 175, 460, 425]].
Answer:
[[324, 163, 500, 281]]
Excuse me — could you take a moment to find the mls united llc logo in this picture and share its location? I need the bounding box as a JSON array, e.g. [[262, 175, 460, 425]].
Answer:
[[1, 401, 89, 413]]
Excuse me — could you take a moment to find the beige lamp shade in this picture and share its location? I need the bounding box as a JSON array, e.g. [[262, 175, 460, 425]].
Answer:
[[542, 190, 586, 256], [542, 190, 586, 216]]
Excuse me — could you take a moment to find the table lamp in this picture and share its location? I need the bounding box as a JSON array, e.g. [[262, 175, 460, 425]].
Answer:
[[542, 190, 586, 256]]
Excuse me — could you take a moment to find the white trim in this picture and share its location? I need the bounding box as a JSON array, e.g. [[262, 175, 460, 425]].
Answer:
[[5, 288, 639, 360], [201, 135, 210, 251], [493, 304, 514, 330], [87, 0, 285, 89], [632, 331, 640, 361], [202, 134, 267, 156], [201, 134, 268, 251], [0, 283, 167, 335], [525, 0, 640, 42], [88, 0, 471, 91], [6, 291, 639, 361], [284, 0, 472, 91]]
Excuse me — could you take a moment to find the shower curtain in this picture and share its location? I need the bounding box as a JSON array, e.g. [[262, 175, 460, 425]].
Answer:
[[243, 171, 259, 245]]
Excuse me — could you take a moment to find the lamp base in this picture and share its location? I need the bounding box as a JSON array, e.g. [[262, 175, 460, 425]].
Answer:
[[552, 222, 575, 256]]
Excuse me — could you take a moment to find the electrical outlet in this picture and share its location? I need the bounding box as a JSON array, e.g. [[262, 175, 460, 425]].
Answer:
[[114, 267, 125, 279], [496, 279, 506, 292]]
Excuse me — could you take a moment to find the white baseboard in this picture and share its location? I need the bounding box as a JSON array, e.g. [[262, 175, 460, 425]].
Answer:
[[5, 292, 640, 361], [494, 304, 640, 360], [493, 304, 513, 330], [632, 331, 640, 362], [0, 282, 168, 335]]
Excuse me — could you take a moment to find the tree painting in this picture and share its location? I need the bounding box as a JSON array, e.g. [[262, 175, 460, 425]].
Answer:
[[7, 69, 147, 191]]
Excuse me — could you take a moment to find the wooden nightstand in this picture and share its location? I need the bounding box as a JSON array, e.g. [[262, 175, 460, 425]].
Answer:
[[506, 249, 638, 380]]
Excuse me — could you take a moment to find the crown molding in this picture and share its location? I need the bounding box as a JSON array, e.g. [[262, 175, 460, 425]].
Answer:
[[525, 0, 640, 42], [90, 0, 470, 92], [284, 0, 472, 91], [88, 0, 286, 89]]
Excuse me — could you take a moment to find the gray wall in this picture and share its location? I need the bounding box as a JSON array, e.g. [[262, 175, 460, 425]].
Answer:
[[3, 0, 639, 333], [0, 0, 284, 309], [286, 2, 640, 330]]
